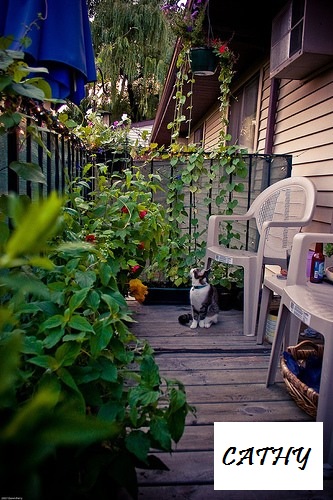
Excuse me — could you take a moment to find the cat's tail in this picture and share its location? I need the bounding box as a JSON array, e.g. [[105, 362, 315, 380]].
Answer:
[[178, 313, 192, 325]]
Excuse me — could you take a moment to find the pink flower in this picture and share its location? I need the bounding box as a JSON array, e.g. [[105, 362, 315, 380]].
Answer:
[[131, 265, 141, 273]]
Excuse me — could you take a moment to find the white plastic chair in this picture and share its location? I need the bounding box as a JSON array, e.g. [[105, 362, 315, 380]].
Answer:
[[204, 176, 317, 336], [266, 232, 333, 465]]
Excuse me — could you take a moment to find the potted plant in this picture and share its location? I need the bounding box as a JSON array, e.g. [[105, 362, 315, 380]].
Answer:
[[324, 242, 333, 282], [161, 0, 218, 75], [161, 0, 208, 47]]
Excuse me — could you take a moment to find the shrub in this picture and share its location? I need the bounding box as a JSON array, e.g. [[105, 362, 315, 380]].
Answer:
[[0, 189, 193, 499]]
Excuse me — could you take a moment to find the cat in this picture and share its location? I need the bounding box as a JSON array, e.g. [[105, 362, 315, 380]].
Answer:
[[178, 268, 219, 328]]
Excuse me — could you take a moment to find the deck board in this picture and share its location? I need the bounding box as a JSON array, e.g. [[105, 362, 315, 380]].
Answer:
[[128, 302, 333, 499]]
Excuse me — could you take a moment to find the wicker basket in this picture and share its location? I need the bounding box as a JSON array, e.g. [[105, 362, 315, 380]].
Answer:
[[280, 340, 324, 418]]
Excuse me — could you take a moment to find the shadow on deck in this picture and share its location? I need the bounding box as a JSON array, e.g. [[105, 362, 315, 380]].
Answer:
[[128, 302, 333, 500]]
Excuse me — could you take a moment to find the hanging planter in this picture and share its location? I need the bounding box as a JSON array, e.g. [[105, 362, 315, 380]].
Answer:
[[190, 47, 218, 76]]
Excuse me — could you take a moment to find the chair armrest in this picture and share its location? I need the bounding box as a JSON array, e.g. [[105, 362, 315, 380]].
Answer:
[[261, 219, 312, 230], [206, 213, 253, 247], [287, 232, 333, 286]]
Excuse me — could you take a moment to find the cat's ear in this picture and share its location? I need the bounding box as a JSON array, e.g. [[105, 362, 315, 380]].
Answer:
[[204, 268, 211, 278]]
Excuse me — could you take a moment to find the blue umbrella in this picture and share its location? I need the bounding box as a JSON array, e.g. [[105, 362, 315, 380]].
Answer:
[[0, 0, 97, 104]]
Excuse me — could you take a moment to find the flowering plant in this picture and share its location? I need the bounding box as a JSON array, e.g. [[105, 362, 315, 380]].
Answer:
[[66, 164, 170, 296], [161, 0, 208, 47], [66, 110, 131, 152], [209, 38, 237, 135], [211, 39, 236, 67]]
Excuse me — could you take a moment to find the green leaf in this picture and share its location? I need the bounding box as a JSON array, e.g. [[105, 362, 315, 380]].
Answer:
[[39, 315, 64, 332], [68, 315, 95, 333], [55, 342, 81, 366], [1, 383, 61, 440], [150, 418, 172, 451], [0, 221, 9, 244], [63, 332, 86, 342], [74, 270, 96, 288], [0, 270, 50, 297], [99, 262, 113, 286], [86, 289, 100, 311], [0, 74, 12, 88], [169, 387, 187, 414], [11, 81, 45, 100], [125, 430, 151, 463], [73, 365, 101, 384], [3, 192, 63, 264], [28, 354, 58, 370], [39, 411, 122, 446], [90, 321, 113, 355], [0, 111, 22, 128], [56, 367, 82, 395], [141, 356, 160, 389], [27, 77, 52, 99], [98, 401, 125, 422], [98, 356, 118, 382], [68, 287, 90, 313], [22, 336, 43, 355], [9, 161, 47, 184], [234, 182, 245, 192], [167, 405, 187, 443], [101, 293, 120, 314], [42, 328, 64, 349], [128, 386, 159, 407]]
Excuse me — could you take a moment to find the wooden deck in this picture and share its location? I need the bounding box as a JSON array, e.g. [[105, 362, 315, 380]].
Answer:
[[128, 301, 333, 500]]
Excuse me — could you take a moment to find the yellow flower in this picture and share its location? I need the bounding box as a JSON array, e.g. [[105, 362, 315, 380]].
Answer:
[[129, 279, 148, 303]]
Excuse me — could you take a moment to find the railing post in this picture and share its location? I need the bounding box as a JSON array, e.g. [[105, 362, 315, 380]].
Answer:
[[7, 128, 19, 194]]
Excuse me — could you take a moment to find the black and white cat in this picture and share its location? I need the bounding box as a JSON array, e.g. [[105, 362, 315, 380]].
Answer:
[[179, 268, 219, 328]]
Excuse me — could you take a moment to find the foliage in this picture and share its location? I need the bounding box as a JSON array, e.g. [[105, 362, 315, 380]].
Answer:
[[140, 141, 248, 288], [64, 110, 132, 152], [0, 36, 54, 185], [161, 0, 208, 47], [208, 261, 244, 290], [90, 0, 174, 122], [324, 243, 333, 258], [166, 46, 194, 144], [0, 190, 194, 499], [142, 27, 246, 288], [211, 39, 237, 136], [65, 164, 169, 294], [0, 36, 51, 128]]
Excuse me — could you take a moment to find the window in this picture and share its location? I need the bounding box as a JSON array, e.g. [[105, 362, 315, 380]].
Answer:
[[193, 126, 203, 146], [228, 75, 259, 152]]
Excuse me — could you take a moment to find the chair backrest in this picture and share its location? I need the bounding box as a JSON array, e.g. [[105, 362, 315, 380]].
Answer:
[[250, 176, 317, 266]]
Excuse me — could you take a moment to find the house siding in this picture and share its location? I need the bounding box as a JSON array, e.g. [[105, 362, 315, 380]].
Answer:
[[267, 66, 333, 234], [202, 62, 333, 237], [186, 41, 333, 250], [202, 107, 221, 151]]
